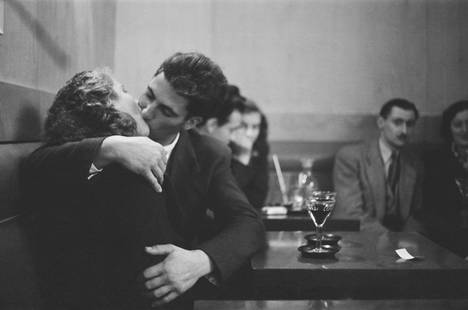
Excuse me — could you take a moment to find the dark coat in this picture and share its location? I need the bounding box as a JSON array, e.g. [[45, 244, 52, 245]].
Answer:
[[21, 130, 265, 309]]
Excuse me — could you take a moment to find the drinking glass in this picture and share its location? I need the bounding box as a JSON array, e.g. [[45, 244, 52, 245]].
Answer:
[[304, 191, 336, 252]]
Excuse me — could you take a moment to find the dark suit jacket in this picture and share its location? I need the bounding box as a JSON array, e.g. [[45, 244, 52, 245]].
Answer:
[[22, 130, 265, 307], [423, 146, 468, 257], [333, 138, 423, 232]]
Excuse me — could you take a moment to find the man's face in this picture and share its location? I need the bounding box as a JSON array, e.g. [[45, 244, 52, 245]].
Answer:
[[451, 109, 468, 147], [138, 73, 192, 143], [378, 106, 417, 149], [210, 110, 243, 145], [111, 80, 149, 136]]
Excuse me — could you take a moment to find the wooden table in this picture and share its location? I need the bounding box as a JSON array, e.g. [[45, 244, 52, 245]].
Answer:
[[251, 231, 468, 299], [195, 299, 468, 310], [262, 213, 360, 231]]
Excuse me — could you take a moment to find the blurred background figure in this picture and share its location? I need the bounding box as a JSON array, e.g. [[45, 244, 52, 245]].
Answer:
[[197, 84, 244, 145], [423, 100, 468, 258], [198, 86, 270, 209], [230, 99, 270, 210]]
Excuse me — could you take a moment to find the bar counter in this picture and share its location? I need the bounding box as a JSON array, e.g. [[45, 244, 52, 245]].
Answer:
[[251, 231, 468, 299], [262, 213, 360, 231], [195, 299, 468, 310]]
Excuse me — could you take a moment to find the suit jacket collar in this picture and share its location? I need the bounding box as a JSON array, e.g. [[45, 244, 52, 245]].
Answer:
[[365, 139, 387, 220], [166, 130, 200, 183], [364, 138, 417, 220], [164, 130, 202, 224]]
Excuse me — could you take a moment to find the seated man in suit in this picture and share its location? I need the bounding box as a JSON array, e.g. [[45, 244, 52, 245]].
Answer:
[[24, 53, 265, 308], [333, 98, 423, 232]]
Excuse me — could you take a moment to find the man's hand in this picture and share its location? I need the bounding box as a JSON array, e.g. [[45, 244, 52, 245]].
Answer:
[[96, 136, 167, 192], [142, 244, 213, 307]]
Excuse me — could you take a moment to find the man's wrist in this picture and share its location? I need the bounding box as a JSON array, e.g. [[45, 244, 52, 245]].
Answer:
[[193, 249, 214, 278], [93, 135, 124, 169]]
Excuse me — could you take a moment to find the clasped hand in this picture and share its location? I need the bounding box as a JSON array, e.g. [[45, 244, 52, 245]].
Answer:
[[142, 244, 213, 307]]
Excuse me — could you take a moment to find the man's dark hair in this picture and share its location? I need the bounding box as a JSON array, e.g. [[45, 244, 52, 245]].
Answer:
[[154, 52, 228, 121], [379, 98, 419, 120], [441, 100, 468, 142], [44, 70, 137, 145], [198, 84, 245, 127]]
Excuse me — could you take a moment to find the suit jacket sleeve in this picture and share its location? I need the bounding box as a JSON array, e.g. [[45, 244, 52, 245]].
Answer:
[[333, 147, 366, 219], [24, 137, 105, 183], [333, 146, 387, 232], [197, 148, 266, 282]]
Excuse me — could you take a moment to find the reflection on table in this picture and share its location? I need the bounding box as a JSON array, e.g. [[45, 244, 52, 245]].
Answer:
[[262, 213, 360, 231], [251, 231, 468, 299], [195, 299, 468, 310]]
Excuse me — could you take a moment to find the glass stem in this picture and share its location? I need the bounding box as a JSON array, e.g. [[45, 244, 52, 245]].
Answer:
[[317, 225, 323, 250]]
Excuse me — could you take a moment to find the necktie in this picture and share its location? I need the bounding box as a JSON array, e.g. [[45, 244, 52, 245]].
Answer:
[[387, 151, 400, 194]]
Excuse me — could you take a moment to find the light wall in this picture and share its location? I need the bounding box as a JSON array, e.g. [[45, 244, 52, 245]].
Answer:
[[113, 0, 468, 143], [1, 0, 468, 144]]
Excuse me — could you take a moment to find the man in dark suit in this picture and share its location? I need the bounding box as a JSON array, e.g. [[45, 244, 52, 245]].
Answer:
[[333, 99, 423, 232], [25, 53, 265, 308]]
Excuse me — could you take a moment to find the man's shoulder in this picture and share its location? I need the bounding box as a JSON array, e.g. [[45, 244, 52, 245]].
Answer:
[[336, 140, 371, 159], [186, 129, 231, 157]]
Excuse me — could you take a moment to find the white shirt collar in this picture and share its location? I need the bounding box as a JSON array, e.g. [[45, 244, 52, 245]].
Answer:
[[163, 132, 180, 161], [379, 136, 393, 165]]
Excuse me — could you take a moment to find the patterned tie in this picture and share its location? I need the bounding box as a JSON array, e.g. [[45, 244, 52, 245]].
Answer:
[[387, 151, 400, 194]]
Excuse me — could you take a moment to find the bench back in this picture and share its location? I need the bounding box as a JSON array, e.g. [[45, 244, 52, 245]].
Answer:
[[0, 142, 42, 309]]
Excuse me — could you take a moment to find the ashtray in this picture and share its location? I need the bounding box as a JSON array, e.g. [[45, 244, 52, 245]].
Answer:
[[304, 233, 342, 246], [298, 244, 341, 258]]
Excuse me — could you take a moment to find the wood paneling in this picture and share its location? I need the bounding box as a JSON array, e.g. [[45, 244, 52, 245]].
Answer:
[[267, 113, 441, 143]]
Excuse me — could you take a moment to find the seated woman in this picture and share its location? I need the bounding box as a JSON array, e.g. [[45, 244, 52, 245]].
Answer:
[[22, 70, 181, 309], [230, 99, 270, 210], [423, 100, 468, 258]]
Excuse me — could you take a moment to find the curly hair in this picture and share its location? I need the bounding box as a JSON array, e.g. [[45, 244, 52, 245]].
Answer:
[[155, 52, 228, 121], [44, 70, 137, 145], [441, 100, 468, 143]]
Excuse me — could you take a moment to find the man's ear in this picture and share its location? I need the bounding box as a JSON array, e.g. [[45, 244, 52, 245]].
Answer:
[[377, 116, 384, 130], [204, 118, 218, 133], [183, 116, 203, 130]]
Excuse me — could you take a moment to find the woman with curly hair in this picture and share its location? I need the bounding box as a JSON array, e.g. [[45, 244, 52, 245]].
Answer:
[[24, 70, 177, 309], [44, 69, 148, 144]]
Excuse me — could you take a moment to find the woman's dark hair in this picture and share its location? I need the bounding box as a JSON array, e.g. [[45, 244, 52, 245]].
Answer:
[[441, 100, 468, 142], [44, 70, 137, 145], [155, 52, 227, 121], [243, 99, 269, 160]]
